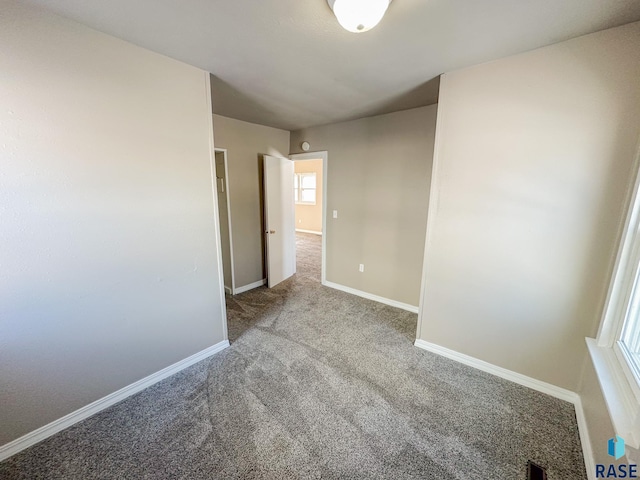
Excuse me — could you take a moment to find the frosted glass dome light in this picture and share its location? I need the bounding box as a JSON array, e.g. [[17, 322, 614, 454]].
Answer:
[[327, 0, 392, 33]]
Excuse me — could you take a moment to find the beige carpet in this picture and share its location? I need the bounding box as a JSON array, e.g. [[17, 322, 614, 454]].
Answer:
[[0, 233, 586, 479]]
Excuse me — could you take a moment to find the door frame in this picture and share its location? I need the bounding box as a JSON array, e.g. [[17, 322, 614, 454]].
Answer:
[[213, 148, 236, 295], [290, 151, 328, 285]]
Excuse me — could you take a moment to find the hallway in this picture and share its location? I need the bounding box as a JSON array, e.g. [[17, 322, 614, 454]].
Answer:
[[294, 232, 322, 282], [226, 232, 322, 342]]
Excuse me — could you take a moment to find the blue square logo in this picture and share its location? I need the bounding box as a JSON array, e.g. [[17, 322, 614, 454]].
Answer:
[[608, 435, 625, 460]]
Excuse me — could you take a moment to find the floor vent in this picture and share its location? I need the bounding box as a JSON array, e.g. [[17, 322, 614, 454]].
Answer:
[[527, 461, 547, 480]]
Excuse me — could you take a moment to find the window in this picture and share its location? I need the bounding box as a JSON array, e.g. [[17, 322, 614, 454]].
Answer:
[[620, 271, 640, 386], [295, 173, 316, 205], [588, 158, 640, 449]]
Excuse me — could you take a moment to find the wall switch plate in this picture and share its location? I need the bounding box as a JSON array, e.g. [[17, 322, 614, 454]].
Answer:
[[359, 264, 365, 272], [333, 210, 338, 219]]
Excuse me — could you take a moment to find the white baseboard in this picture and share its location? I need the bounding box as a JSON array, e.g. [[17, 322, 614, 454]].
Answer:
[[323, 280, 419, 313], [0, 340, 230, 462], [224, 286, 232, 295], [234, 279, 266, 294], [414, 339, 577, 402], [573, 396, 596, 480], [295, 229, 322, 235], [413, 339, 595, 478]]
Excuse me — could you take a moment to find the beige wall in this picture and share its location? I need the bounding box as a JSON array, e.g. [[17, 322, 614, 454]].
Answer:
[[418, 22, 640, 395], [212, 115, 290, 289], [0, 3, 226, 445], [291, 105, 438, 307], [294, 159, 323, 233]]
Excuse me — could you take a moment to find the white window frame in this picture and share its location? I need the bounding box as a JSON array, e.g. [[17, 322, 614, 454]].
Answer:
[[588, 145, 640, 449], [295, 172, 317, 206]]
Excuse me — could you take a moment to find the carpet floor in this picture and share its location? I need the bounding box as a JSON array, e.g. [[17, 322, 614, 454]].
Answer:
[[0, 233, 586, 479]]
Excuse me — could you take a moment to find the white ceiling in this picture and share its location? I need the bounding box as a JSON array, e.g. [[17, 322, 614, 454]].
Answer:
[[22, 0, 640, 130]]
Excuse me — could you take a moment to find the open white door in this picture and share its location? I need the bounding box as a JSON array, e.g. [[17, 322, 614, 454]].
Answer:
[[264, 155, 296, 288]]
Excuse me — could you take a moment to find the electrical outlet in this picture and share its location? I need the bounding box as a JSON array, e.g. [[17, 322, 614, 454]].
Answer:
[[359, 264, 365, 273]]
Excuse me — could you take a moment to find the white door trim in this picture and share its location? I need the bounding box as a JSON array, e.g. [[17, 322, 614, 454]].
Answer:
[[416, 76, 450, 341], [290, 151, 328, 285], [205, 75, 228, 342], [213, 148, 236, 295]]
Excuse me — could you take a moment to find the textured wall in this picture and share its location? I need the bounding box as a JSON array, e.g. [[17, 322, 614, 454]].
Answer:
[[418, 22, 640, 392], [290, 105, 438, 307], [212, 115, 291, 289], [0, 3, 225, 445]]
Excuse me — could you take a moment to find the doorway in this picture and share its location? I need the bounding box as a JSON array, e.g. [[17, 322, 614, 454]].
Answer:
[[290, 151, 328, 285], [214, 148, 235, 295]]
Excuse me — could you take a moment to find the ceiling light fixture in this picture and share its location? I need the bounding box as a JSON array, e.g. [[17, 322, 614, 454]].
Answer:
[[327, 0, 392, 33]]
